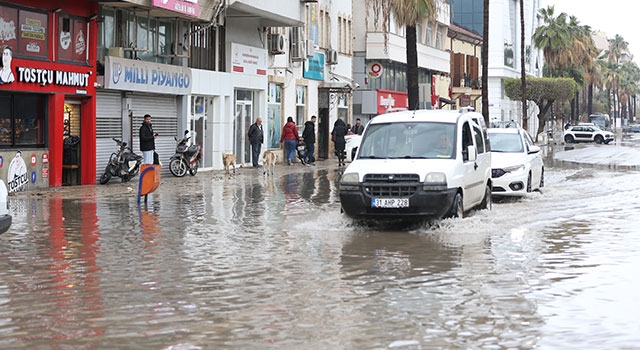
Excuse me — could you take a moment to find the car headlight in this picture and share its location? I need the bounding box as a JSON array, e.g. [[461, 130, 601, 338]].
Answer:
[[340, 172, 360, 191], [423, 172, 447, 191], [503, 164, 526, 174]]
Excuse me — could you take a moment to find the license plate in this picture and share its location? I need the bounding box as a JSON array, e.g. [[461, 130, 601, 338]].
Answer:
[[371, 198, 409, 208]]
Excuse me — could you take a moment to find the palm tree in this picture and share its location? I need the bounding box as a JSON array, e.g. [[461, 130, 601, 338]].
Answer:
[[519, 0, 527, 129], [390, 0, 436, 110], [533, 6, 572, 77], [481, 0, 489, 125]]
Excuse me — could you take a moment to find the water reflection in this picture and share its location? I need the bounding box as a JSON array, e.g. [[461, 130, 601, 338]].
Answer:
[[0, 165, 638, 347]]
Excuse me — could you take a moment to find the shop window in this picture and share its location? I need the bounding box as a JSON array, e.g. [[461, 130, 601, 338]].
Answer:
[[0, 93, 46, 148], [58, 15, 89, 64], [0, 4, 48, 59]]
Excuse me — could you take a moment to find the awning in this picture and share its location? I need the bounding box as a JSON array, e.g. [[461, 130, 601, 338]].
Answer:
[[320, 81, 353, 93], [439, 97, 456, 105]]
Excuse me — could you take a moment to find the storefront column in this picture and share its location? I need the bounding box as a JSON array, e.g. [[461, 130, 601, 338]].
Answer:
[[80, 97, 96, 185], [49, 94, 65, 187]]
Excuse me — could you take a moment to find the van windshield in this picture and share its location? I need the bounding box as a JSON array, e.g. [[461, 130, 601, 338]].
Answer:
[[358, 122, 455, 159]]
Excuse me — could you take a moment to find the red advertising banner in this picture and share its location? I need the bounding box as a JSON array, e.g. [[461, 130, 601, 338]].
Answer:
[[376, 89, 409, 114]]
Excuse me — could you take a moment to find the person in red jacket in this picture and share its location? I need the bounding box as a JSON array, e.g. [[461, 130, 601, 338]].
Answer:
[[280, 116, 299, 165]]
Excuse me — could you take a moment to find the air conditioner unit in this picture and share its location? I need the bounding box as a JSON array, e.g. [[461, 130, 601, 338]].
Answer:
[[269, 34, 285, 55], [306, 40, 315, 57], [326, 49, 338, 65], [108, 47, 124, 58], [291, 41, 305, 62]]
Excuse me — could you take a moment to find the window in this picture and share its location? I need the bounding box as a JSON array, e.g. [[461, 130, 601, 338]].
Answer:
[[58, 15, 89, 64], [0, 93, 46, 148], [0, 4, 48, 59], [268, 83, 283, 149], [295, 86, 307, 127]]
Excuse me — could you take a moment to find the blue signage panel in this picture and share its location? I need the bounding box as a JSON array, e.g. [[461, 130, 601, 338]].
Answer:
[[104, 56, 192, 95], [303, 53, 325, 81]]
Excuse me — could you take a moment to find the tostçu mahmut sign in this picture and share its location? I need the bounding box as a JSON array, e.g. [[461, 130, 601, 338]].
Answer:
[[16, 67, 91, 87], [104, 56, 192, 95]]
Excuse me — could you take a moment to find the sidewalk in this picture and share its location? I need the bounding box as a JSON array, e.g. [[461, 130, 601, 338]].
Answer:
[[551, 144, 640, 170]]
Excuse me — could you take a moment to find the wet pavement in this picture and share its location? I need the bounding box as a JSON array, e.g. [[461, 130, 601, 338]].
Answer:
[[1, 142, 640, 348]]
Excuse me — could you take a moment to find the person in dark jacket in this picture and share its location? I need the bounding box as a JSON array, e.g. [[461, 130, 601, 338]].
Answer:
[[353, 118, 365, 135], [247, 117, 264, 167], [280, 116, 299, 165], [331, 118, 347, 166], [139, 114, 156, 164], [301, 115, 316, 165]]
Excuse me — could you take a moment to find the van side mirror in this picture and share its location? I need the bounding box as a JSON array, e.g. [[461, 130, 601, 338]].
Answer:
[[528, 145, 540, 154], [467, 145, 477, 162]]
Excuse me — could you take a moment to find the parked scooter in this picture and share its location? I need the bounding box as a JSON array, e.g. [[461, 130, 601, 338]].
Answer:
[[169, 130, 202, 177], [99, 137, 143, 184]]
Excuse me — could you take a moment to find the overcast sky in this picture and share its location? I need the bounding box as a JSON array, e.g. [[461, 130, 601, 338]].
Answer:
[[546, 0, 640, 60]]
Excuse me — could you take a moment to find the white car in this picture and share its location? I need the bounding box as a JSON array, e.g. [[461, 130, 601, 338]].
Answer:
[[339, 109, 492, 221], [344, 134, 362, 162], [488, 127, 544, 196], [564, 124, 614, 144]]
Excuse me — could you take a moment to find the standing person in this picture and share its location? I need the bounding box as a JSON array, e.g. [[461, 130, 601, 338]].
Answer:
[[332, 118, 347, 166], [301, 115, 316, 165], [247, 117, 264, 168], [139, 114, 157, 164], [280, 116, 298, 165], [353, 118, 365, 135], [0, 46, 15, 84]]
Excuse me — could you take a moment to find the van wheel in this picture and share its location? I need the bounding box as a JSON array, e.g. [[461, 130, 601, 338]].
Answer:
[[480, 184, 492, 210], [447, 193, 464, 218], [564, 135, 574, 143], [595, 135, 604, 144]]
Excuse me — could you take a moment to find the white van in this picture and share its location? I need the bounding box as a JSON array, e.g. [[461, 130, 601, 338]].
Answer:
[[339, 109, 492, 221]]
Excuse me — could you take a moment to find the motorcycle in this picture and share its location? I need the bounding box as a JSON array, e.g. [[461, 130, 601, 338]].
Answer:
[[169, 130, 202, 177], [99, 137, 143, 184]]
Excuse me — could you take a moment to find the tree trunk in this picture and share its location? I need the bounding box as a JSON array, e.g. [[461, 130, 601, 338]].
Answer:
[[406, 25, 419, 110], [482, 0, 490, 126], [588, 83, 593, 116], [519, 0, 527, 130]]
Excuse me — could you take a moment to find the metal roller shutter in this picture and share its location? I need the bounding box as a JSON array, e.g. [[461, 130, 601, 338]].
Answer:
[[129, 93, 178, 175], [96, 91, 123, 181]]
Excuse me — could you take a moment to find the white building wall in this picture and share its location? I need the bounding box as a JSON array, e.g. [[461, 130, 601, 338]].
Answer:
[[488, 0, 543, 127]]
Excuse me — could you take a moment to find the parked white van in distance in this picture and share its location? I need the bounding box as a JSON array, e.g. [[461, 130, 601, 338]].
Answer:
[[339, 108, 492, 223]]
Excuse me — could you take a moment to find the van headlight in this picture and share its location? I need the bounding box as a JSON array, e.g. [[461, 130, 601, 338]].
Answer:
[[423, 172, 447, 191], [340, 172, 360, 191]]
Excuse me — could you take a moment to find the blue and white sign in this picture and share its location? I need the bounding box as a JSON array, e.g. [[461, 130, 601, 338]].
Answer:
[[104, 56, 192, 95], [303, 52, 325, 81]]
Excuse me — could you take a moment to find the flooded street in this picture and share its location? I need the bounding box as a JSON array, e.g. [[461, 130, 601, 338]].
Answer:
[[1, 155, 640, 348]]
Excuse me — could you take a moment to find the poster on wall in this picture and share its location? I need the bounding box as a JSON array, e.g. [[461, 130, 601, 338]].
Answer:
[[19, 10, 47, 58], [7, 151, 28, 193], [0, 6, 18, 49]]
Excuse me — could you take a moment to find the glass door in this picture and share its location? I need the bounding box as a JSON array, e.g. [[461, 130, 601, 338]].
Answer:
[[191, 96, 207, 168], [235, 90, 253, 165]]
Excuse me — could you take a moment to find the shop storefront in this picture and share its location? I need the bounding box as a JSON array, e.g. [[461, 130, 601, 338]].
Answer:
[[96, 56, 191, 178], [0, 1, 98, 191]]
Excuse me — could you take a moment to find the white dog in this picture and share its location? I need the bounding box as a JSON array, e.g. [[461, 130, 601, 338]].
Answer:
[[222, 152, 236, 177], [262, 150, 277, 176]]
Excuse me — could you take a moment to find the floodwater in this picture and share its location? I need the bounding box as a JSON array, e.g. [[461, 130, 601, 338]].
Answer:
[[1, 156, 639, 348]]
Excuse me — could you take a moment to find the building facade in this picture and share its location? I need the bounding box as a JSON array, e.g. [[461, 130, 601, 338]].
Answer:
[[352, 0, 452, 125], [0, 0, 99, 191]]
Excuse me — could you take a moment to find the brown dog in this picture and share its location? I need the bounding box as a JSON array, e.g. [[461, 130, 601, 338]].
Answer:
[[222, 152, 236, 176], [262, 150, 277, 176]]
